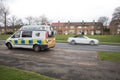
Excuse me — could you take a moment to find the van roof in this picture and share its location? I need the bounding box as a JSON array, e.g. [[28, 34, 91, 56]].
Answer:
[[19, 25, 50, 31]]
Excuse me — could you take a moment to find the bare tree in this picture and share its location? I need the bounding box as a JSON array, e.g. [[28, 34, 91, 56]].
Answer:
[[40, 15, 49, 25], [0, 0, 9, 33], [16, 19, 24, 26], [98, 16, 109, 35], [0, 1, 4, 23], [98, 16, 109, 26], [8, 15, 17, 32], [112, 6, 120, 20], [26, 16, 34, 25], [8, 15, 17, 25], [9, 15, 24, 26], [34, 17, 41, 25], [25, 15, 49, 25]]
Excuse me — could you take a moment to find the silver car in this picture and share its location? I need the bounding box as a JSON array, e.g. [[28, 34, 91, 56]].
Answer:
[[67, 35, 99, 45]]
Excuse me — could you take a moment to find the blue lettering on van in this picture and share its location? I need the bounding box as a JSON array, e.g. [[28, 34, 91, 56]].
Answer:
[[21, 40, 25, 44], [29, 40, 33, 44], [9, 40, 46, 45], [37, 40, 41, 44], [14, 40, 18, 44]]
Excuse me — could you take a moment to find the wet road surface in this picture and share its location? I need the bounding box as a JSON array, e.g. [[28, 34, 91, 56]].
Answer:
[[55, 43, 120, 52], [0, 46, 120, 80], [0, 40, 120, 52]]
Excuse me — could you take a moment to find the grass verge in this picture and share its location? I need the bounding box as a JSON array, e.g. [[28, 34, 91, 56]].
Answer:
[[55, 35, 120, 44], [0, 66, 57, 80], [0, 34, 11, 40], [87, 35, 120, 43], [98, 51, 120, 62], [0, 34, 120, 44]]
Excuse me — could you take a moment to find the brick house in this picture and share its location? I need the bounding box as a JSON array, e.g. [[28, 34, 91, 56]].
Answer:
[[51, 21, 103, 35], [110, 19, 120, 35]]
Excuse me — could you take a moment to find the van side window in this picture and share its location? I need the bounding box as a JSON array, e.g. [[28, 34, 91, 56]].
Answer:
[[48, 27, 54, 37], [48, 31, 54, 37], [12, 31, 21, 38], [22, 31, 32, 38], [35, 33, 40, 37]]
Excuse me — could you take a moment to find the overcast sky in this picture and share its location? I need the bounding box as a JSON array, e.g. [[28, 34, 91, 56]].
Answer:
[[8, 0, 120, 22]]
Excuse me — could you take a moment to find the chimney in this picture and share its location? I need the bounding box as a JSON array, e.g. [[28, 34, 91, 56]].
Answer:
[[58, 20, 60, 23], [82, 20, 84, 25], [93, 20, 95, 25], [82, 20, 84, 24], [68, 20, 70, 25]]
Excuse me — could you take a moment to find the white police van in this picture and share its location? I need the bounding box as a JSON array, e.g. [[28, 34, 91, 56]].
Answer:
[[5, 25, 55, 51]]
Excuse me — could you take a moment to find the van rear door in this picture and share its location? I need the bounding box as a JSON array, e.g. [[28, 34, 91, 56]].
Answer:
[[32, 31, 48, 44]]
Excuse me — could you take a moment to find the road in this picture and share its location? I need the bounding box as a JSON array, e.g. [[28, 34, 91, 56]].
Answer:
[[0, 48, 120, 80], [55, 43, 120, 52], [0, 40, 120, 52], [0, 40, 5, 45], [0, 40, 120, 80]]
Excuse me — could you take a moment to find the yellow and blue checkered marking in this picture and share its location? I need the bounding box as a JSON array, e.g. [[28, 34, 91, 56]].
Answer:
[[9, 40, 47, 45]]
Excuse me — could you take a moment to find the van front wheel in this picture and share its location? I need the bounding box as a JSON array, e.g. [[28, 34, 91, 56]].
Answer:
[[6, 43, 12, 49], [33, 45, 40, 52]]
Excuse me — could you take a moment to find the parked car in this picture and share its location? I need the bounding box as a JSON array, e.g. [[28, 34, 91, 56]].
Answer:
[[67, 35, 99, 45]]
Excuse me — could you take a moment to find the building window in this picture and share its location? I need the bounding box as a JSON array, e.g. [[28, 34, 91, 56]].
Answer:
[[96, 30, 101, 34], [69, 30, 74, 34], [70, 26, 74, 29], [91, 30, 94, 35], [59, 26, 62, 29], [78, 26, 82, 29], [66, 26, 68, 29], [84, 26, 87, 29], [117, 29, 120, 34], [91, 26, 94, 29], [54, 27, 56, 29], [118, 25, 120, 27], [84, 30, 87, 35], [2, 29, 4, 32], [14, 28, 17, 31], [97, 26, 100, 29], [64, 30, 68, 35], [54, 30, 57, 34], [78, 30, 82, 34], [117, 29, 120, 31]]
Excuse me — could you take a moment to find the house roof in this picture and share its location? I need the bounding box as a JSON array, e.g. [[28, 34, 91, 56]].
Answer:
[[51, 23, 65, 27], [52, 22, 103, 27]]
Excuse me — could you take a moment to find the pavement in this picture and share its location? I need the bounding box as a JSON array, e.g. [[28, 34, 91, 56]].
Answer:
[[0, 40, 5, 45]]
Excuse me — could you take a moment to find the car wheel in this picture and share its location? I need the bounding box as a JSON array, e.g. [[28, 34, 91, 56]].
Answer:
[[70, 40, 76, 45], [90, 41, 95, 45], [6, 43, 12, 49], [33, 45, 40, 52]]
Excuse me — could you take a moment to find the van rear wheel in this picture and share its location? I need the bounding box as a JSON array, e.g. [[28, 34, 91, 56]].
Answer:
[[33, 45, 40, 52]]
